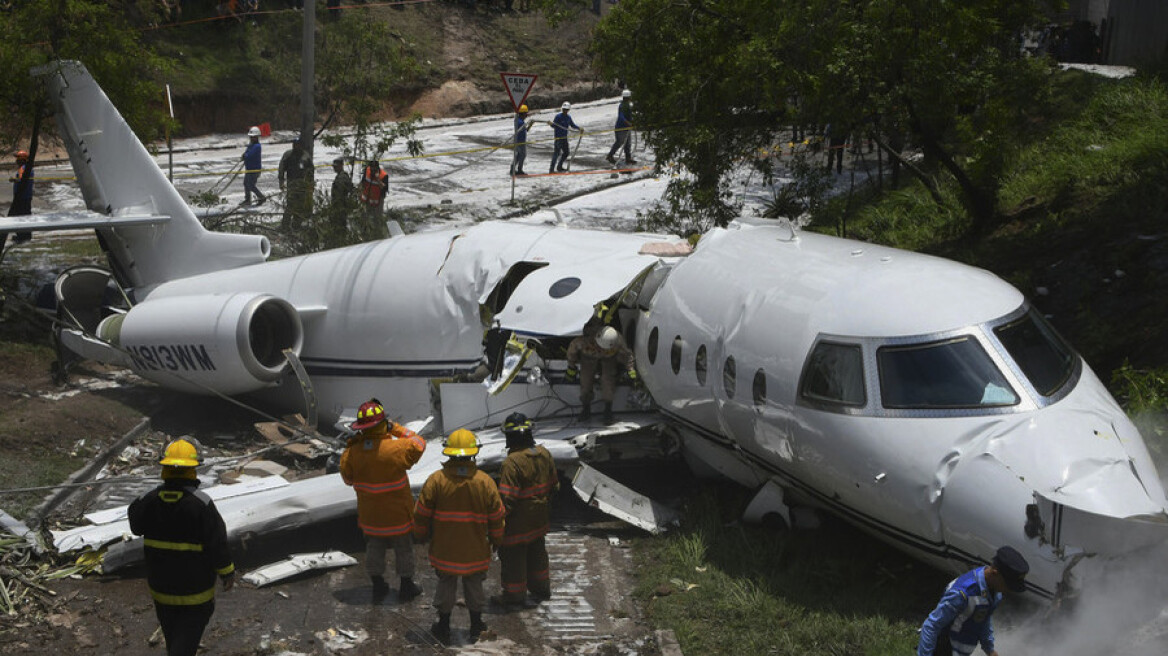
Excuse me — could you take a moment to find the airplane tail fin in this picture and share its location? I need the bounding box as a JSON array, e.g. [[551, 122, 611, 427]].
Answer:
[[41, 61, 269, 291]]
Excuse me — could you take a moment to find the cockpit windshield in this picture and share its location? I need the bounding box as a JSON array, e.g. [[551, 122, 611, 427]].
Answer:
[[993, 307, 1076, 396], [878, 336, 1019, 409]]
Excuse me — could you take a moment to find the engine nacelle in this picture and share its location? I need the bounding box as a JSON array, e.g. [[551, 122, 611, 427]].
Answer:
[[97, 293, 303, 395]]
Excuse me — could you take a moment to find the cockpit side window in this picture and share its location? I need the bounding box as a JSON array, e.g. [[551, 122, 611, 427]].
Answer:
[[878, 336, 1019, 409], [799, 342, 866, 408], [993, 308, 1075, 396]]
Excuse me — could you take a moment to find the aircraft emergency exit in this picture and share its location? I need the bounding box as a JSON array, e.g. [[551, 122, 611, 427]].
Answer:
[[6, 61, 1167, 601]]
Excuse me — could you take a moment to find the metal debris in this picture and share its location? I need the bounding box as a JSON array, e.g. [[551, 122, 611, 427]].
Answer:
[[241, 551, 358, 587]]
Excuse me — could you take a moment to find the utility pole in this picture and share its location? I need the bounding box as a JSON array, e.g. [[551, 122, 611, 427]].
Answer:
[[300, 0, 316, 159]]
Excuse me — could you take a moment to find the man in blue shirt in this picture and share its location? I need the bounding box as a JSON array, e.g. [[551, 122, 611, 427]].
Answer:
[[511, 105, 533, 177], [241, 126, 266, 206], [605, 89, 636, 166], [917, 546, 1029, 656], [549, 102, 583, 174]]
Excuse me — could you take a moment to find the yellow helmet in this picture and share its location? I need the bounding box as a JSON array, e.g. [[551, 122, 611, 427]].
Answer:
[[160, 439, 200, 467], [442, 429, 480, 457], [518, 104, 528, 113]]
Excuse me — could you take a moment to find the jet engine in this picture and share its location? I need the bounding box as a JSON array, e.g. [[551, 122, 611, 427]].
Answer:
[[96, 292, 303, 395]]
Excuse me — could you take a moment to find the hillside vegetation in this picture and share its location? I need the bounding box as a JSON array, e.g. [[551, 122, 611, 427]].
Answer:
[[144, 3, 607, 135]]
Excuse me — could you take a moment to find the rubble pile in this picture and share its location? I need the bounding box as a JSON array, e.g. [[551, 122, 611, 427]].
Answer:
[[0, 532, 90, 619]]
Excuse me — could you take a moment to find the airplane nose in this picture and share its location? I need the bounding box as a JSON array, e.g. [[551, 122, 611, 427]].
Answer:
[[938, 406, 1168, 597], [990, 407, 1167, 519]]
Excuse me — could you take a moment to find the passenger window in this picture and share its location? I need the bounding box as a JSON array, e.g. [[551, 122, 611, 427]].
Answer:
[[753, 369, 767, 406], [878, 336, 1018, 409], [800, 342, 865, 407], [670, 336, 683, 375], [695, 345, 708, 386], [723, 356, 737, 398], [647, 327, 659, 365]]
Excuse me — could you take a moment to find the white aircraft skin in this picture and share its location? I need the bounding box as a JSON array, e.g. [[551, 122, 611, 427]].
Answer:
[[13, 62, 1168, 601]]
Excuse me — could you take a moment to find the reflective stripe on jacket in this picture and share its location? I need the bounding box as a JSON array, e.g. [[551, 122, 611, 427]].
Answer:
[[340, 423, 426, 537], [414, 460, 506, 575], [498, 445, 558, 546], [128, 479, 234, 606]]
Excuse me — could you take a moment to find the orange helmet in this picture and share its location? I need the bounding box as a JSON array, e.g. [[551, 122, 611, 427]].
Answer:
[[350, 400, 387, 431], [14, 150, 29, 160]]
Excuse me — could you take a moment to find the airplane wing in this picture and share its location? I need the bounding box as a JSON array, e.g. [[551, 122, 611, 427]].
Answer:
[[51, 413, 678, 572], [0, 211, 170, 233]]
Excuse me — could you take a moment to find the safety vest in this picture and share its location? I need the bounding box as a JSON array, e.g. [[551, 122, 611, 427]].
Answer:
[[359, 167, 388, 206]]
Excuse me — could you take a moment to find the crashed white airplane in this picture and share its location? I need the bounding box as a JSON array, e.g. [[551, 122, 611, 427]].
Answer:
[[5, 61, 1167, 601]]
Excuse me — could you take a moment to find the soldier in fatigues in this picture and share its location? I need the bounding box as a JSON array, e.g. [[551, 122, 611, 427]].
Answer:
[[340, 399, 427, 602], [566, 324, 638, 424], [492, 412, 558, 608], [414, 429, 506, 643]]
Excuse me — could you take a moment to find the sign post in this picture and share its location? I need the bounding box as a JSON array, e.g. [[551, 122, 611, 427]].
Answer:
[[500, 72, 538, 112], [501, 73, 538, 202]]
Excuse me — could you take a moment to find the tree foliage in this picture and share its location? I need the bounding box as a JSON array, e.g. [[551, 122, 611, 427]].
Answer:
[[0, 1, 173, 152], [289, 10, 424, 255], [592, 0, 1059, 233]]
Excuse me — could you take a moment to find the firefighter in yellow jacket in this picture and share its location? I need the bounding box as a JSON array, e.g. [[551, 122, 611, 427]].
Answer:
[[493, 412, 558, 608], [340, 399, 427, 602], [414, 429, 505, 643]]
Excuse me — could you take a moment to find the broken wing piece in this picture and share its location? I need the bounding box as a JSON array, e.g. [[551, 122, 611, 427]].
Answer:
[[572, 463, 681, 535], [242, 551, 358, 587]]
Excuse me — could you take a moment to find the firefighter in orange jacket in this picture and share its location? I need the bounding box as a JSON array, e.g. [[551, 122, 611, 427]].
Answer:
[[340, 399, 427, 602], [493, 412, 558, 608], [129, 439, 234, 656], [358, 159, 389, 215], [414, 429, 505, 643]]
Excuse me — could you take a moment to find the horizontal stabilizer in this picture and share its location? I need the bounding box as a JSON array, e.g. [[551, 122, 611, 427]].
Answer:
[[58, 329, 135, 369], [0, 211, 170, 234]]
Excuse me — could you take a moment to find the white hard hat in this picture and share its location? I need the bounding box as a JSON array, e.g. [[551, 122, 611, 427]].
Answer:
[[595, 326, 620, 350], [561, 102, 571, 111], [247, 126, 261, 137], [621, 89, 631, 98]]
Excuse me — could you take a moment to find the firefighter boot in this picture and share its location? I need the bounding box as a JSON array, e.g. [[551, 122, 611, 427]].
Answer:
[[430, 613, 451, 643], [371, 576, 390, 601], [579, 403, 592, 422], [399, 576, 423, 601], [603, 402, 614, 425], [469, 611, 488, 642]]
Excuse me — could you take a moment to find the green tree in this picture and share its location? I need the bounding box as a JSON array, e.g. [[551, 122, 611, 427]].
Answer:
[[0, 1, 173, 154], [294, 10, 424, 255], [592, 0, 1057, 234]]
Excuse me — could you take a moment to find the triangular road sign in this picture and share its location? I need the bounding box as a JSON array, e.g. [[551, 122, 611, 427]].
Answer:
[[500, 73, 538, 111]]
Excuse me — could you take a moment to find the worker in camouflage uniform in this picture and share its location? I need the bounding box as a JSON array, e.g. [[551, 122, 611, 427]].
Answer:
[[566, 324, 637, 424]]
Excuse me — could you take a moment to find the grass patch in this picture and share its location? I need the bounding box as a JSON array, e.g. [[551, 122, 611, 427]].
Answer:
[[632, 483, 946, 656], [0, 448, 85, 520]]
